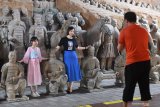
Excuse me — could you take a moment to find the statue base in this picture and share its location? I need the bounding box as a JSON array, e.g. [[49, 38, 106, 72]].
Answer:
[[79, 86, 105, 93], [7, 96, 29, 103], [48, 91, 66, 97]]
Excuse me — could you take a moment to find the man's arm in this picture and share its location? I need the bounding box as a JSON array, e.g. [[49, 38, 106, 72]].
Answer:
[[117, 43, 125, 52], [117, 29, 125, 53]]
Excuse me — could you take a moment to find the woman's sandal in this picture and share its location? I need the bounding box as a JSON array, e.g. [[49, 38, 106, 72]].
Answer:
[[66, 89, 72, 94]]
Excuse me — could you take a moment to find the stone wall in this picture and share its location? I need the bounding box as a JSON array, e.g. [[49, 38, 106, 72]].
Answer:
[[56, 0, 98, 29], [97, 0, 159, 6], [96, 0, 160, 17], [56, 0, 123, 29], [98, 0, 156, 3], [56, 0, 160, 29]]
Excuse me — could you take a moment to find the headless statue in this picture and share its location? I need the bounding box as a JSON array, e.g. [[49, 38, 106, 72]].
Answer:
[[81, 46, 103, 90], [45, 50, 68, 95]]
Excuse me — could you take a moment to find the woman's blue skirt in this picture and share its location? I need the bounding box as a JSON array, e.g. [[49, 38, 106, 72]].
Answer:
[[63, 51, 82, 82]]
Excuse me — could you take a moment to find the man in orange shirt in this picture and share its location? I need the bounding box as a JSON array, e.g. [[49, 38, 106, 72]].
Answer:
[[118, 12, 151, 107]]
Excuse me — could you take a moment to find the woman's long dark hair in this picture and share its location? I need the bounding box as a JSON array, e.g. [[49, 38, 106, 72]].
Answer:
[[66, 26, 75, 35]]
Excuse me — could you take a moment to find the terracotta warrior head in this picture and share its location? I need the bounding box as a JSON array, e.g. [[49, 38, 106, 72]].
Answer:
[[87, 46, 95, 57], [12, 9, 20, 21], [8, 51, 17, 63], [2, 5, 10, 16], [34, 16, 42, 25]]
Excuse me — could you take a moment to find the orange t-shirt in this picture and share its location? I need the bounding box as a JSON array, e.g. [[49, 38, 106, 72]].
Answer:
[[119, 24, 150, 65]]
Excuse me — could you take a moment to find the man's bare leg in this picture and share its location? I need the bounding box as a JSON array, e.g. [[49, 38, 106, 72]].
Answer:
[[143, 101, 149, 107], [123, 102, 132, 107]]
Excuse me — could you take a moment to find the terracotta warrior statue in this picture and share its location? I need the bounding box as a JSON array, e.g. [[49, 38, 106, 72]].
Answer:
[[8, 9, 26, 60], [0, 5, 12, 25], [138, 17, 155, 54], [33, 0, 44, 15], [73, 12, 85, 27], [146, 4, 152, 9], [130, 0, 136, 5], [80, 46, 103, 90], [90, 0, 98, 6], [65, 12, 73, 20], [45, 11, 59, 31], [97, 16, 115, 72], [150, 46, 160, 83], [29, 14, 49, 57], [111, 18, 119, 57], [114, 51, 125, 87], [48, 0, 56, 9], [0, 5, 12, 62], [45, 50, 68, 95], [0, 5, 11, 42], [56, 12, 65, 27], [69, 17, 83, 35], [21, 7, 32, 47], [43, 0, 58, 17], [83, 0, 90, 4], [1, 51, 29, 102], [150, 24, 160, 54]]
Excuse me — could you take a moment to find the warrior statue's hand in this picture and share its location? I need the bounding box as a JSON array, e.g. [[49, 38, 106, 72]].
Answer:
[[48, 73, 52, 77], [0, 81, 5, 86], [0, 82, 5, 89], [18, 60, 23, 63], [115, 72, 120, 76], [85, 45, 91, 49], [42, 58, 49, 60], [12, 77, 19, 84], [9, 37, 20, 45], [9, 37, 16, 42], [18, 74, 23, 79], [2, 38, 7, 44], [45, 42, 51, 49]]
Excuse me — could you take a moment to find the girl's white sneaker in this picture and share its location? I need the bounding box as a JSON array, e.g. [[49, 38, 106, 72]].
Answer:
[[31, 92, 37, 97], [35, 92, 40, 97]]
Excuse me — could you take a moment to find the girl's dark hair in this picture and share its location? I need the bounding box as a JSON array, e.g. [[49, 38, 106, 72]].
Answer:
[[30, 36, 38, 42], [67, 26, 74, 35]]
